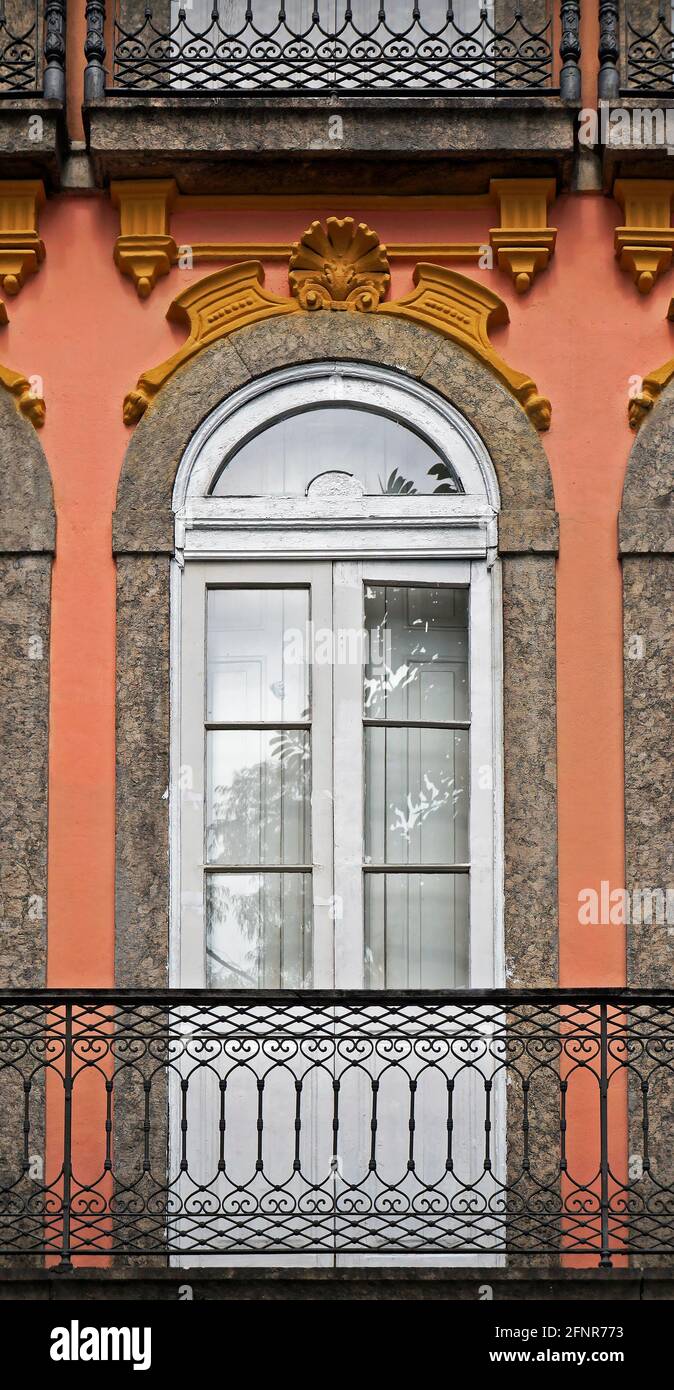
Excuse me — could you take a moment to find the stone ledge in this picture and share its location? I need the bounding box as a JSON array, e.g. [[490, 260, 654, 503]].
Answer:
[[0, 1266, 671, 1301], [0, 101, 66, 189], [498, 510, 559, 555], [603, 99, 674, 191], [85, 96, 577, 194]]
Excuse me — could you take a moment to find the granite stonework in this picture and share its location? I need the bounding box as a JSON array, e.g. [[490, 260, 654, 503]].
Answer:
[[603, 98, 674, 191], [622, 558, 673, 989], [85, 95, 577, 194], [501, 556, 558, 988], [0, 388, 54, 990], [114, 313, 559, 989], [621, 379, 674, 990], [618, 381, 674, 1270], [115, 555, 171, 988], [0, 394, 53, 1258], [0, 557, 51, 987], [0, 101, 64, 187]]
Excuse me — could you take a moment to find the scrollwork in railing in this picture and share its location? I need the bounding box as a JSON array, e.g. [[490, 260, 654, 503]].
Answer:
[[108, 0, 557, 94], [0, 0, 41, 94], [0, 989, 672, 1266], [623, 0, 674, 94]]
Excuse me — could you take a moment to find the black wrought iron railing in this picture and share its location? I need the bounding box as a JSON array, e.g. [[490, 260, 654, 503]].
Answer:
[[616, 0, 674, 96], [85, 1, 582, 100], [0, 0, 65, 98], [0, 988, 673, 1268]]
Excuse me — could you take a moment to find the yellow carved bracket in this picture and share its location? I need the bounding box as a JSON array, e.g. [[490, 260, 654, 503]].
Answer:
[[123, 263, 300, 423], [0, 361, 45, 428], [628, 356, 674, 429], [379, 264, 550, 430], [614, 180, 674, 295], [124, 250, 550, 432], [489, 178, 557, 295]]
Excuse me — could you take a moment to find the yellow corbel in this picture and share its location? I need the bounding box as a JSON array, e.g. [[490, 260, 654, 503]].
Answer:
[[111, 179, 178, 299], [614, 179, 674, 295], [489, 178, 557, 294]]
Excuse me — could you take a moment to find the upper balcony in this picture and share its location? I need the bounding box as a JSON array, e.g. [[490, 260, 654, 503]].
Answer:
[[84, 1, 582, 193], [0, 1, 66, 183], [602, 2, 674, 186]]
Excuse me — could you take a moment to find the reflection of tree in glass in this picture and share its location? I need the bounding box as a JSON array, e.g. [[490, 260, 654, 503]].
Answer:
[[207, 729, 309, 863], [206, 730, 310, 988], [389, 770, 465, 844], [364, 634, 441, 714], [379, 458, 460, 495]]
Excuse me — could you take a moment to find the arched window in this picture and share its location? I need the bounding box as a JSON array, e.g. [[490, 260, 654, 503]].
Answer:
[[211, 408, 462, 496], [172, 362, 502, 993]]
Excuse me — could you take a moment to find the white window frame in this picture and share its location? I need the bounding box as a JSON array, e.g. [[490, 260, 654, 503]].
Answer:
[[170, 360, 504, 991]]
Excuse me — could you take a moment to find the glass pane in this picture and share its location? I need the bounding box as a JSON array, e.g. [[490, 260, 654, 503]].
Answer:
[[364, 727, 468, 865], [364, 873, 469, 988], [211, 408, 461, 497], [364, 584, 468, 722], [206, 730, 311, 866], [206, 873, 312, 988], [207, 588, 309, 723]]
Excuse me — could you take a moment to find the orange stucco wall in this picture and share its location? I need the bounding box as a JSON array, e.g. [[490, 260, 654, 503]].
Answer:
[[5, 190, 664, 993], [11, 185, 666, 1267]]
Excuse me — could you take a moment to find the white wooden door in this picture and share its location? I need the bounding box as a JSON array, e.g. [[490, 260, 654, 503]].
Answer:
[[175, 557, 502, 1263], [329, 559, 503, 1264], [176, 560, 335, 1264]]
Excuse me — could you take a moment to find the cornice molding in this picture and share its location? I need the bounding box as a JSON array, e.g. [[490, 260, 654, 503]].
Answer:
[[110, 179, 562, 297], [123, 224, 550, 432]]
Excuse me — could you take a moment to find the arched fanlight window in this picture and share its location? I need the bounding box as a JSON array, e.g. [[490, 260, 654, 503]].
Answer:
[[210, 406, 463, 497], [174, 362, 498, 508]]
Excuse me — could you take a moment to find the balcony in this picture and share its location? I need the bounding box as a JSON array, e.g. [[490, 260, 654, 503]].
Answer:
[[84, 2, 581, 193], [1, 988, 673, 1289], [0, 1, 66, 183], [602, 2, 674, 185]]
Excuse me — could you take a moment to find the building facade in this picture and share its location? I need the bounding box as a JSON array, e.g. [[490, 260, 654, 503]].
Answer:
[[0, 1, 672, 1297]]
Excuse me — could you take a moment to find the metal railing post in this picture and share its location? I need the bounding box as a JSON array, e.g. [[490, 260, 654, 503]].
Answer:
[[598, 1001, 613, 1269], [84, 0, 106, 100], [43, 0, 67, 100], [559, 1, 581, 102], [599, 0, 620, 99], [55, 1000, 73, 1272]]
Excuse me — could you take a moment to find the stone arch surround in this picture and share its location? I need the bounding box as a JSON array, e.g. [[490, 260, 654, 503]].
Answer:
[[113, 312, 560, 989]]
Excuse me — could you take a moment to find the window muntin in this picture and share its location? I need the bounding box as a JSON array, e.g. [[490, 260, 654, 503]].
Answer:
[[211, 406, 462, 497]]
